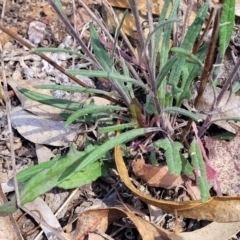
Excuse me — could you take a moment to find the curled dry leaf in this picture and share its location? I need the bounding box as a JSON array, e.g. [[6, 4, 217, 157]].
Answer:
[[115, 144, 240, 222], [169, 221, 240, 240], [132, 158, 184, 188], [66, 207, 170, 240]]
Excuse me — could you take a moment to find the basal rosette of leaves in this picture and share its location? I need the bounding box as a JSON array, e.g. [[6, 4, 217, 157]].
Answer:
[[0, 0, 237, 215]]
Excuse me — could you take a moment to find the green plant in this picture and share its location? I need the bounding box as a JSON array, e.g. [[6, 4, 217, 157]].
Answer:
[[0, 0, 236, 213]]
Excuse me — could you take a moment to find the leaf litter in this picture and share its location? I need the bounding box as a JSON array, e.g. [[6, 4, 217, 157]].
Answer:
[[205, 124, 240, 196]]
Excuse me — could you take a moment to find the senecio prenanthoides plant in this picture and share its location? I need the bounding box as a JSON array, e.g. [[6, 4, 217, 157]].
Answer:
[[0, 0, 236, 214]]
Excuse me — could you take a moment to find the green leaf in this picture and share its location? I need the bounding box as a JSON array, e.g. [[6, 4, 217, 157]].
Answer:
[[150, 150, 157, 166], [90, 24, 131, 105], [155, 139, 183, 175], [0, 147, 88, 214], [160, 0, 179, 69], [157, 0, 179, 107], [232, 81, 240, 93], [18, 147, 88, 203], [168, 3, 208, 89], [90, 23, 114, 71], [54, 0, 66, 16], [65, 105, 127, 127], [17, 88, 82, 111], [176, 43, 209, 105], [180, 154, 194, 177], [65, 69, 148, 89], [156, 55, 178, 89], [189, 138, 209, 202], [17, 155, 61, 183], [99, 122, 136, 133], [0, 195, 18, 215], [77, 127, 159, 171], [57, 160, 112, 189], [170, 47, 204, 67], [151, 0, 172, 69], [0, 128, 159, 214], [34, 84, 115, 98], [219, 0, 235, 57], [33, 47, 86, 59], [163, 107, 202, 122]]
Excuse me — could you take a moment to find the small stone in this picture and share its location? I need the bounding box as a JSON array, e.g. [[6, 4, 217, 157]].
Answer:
[[28, 21, 47, 44]]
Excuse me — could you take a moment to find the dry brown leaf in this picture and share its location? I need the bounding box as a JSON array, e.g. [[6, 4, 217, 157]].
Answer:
[[106, 8, 150, 40], [67, 207, 170, 240], [114, 144, 240, 222], [0, 27, 18, 45], [198, 84, 240, 133], [108, 0, 197, 25], [132, 158, 184, 188], [42, 4, 57, 22], [178, 197, 240, 222], [108, 0, 172, 16], [205, 128, 240, 196], [169, 221, 240, 240]]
